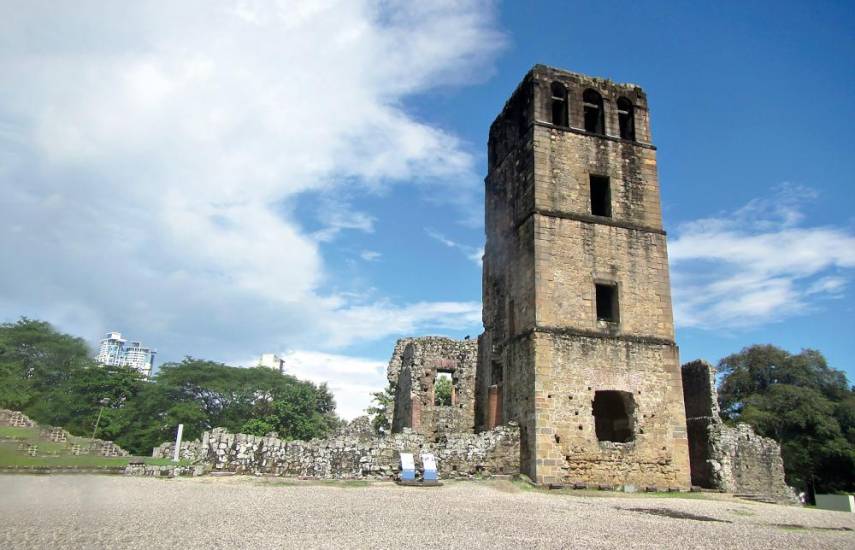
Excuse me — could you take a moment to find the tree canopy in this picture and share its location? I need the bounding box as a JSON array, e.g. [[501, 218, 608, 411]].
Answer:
[[717, 344, 855, 495], [0, 318, 339, 455]]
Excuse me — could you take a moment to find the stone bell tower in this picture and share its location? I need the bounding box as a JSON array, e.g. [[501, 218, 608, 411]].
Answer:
[[477, 65, 691, 488]]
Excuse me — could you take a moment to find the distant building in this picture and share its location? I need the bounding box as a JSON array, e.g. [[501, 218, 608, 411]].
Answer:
[[258, 353, 285, 374], [96, 331, 156, 378]]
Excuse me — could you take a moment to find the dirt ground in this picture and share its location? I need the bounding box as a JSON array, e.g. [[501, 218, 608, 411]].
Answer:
[[1, 475, 853, 549]]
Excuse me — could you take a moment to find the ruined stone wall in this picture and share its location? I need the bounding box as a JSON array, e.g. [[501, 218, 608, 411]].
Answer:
[[387, 336, 477, 439], [681, 360, 796, 503], [154, 423, 520, 480], [481, 65, 690, 487]]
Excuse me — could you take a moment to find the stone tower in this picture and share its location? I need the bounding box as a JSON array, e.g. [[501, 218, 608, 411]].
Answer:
[[477, 65, 691, 488]]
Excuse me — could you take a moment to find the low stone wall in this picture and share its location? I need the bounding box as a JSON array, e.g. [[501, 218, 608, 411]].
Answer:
[[124, 463, 207, 477], [153, 422, 520, 480]]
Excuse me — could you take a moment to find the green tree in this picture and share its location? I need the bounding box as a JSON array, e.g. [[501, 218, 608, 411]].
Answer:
[[434, 375, 452, 406], [717, 345, 855, 496], [240, 417, 278, 436], [0, 319, 342, 455], [366, 383, 395, 434], [0, 318, 94, 410]]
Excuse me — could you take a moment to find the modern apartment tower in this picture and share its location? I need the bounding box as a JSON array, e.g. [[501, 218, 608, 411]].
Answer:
[[96, 331, 156, 378], [477, 65, 691, 488]]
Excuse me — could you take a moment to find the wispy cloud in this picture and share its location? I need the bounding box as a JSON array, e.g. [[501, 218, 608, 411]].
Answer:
[[425, 228, 483, 266], [359, 250, 382, 262], [670, 184, 855, 329]]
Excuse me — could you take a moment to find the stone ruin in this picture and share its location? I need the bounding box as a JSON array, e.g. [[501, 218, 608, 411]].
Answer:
[[681, 360, 796, 503], [373, 65, 795, 499], [387, 337, 477, 440], [141, 65, 795, 501]]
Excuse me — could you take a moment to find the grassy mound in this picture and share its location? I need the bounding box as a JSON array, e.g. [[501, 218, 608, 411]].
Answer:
[[0, 426, 173, 469]]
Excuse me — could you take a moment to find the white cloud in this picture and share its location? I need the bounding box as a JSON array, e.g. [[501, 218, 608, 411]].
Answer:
[[425, 228, 483, 266], [669, 185, 855, 328], [0, 1, 502, 412], [238, 349, 385, 420], [282, 350, 387, 420]]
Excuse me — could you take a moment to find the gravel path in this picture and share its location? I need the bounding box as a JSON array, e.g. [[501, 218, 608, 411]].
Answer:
[[1, 475, 853, 549]]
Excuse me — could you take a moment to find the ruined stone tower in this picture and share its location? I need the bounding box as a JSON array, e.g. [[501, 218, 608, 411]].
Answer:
[[477, 65, 691, 488]]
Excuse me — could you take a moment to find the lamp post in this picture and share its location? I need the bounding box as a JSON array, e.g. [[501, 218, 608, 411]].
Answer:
[[89, 397, 111, 452]]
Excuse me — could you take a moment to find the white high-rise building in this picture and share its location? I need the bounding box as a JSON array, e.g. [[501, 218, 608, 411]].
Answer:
[[96, 332, 156, 378]]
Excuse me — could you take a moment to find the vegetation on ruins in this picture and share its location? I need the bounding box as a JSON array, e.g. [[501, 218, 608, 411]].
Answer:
[[717, 345, 855, 496], [0, 318, 340, 455]]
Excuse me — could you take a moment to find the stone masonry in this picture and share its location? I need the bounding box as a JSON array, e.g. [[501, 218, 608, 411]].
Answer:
[[387, 336, 477, 440], [681, 360, 796, 503], [478, 65, 691, 487], [153, 419, 520, 480]]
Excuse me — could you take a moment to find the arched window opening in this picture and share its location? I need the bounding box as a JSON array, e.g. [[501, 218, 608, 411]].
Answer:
[[583, 89, 605, 135], [617, 97, 635, 140], [550, 82, 568, 127]]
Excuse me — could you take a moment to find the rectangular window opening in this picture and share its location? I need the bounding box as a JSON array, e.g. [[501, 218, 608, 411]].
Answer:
[[593, 390, 635, 443], [434, 371, 454, 406], [595, 283, 619, 323], [589, 175, 611, 217]]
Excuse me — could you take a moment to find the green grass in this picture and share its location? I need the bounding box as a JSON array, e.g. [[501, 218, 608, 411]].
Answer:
[[0, 420, 199, 471], [0, 439, 193, 469], [0, 426, 40, 439], [0, 445, 132, 468]]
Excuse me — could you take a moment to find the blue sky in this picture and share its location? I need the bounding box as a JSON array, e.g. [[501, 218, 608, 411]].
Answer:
[[2, 1, 853, 417]]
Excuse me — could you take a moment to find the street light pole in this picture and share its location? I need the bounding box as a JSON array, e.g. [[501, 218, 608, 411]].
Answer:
[[89, 398, 111, 452]]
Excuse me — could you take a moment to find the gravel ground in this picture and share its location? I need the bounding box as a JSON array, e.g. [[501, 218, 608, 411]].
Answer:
[[1, 475, 853, 549]]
